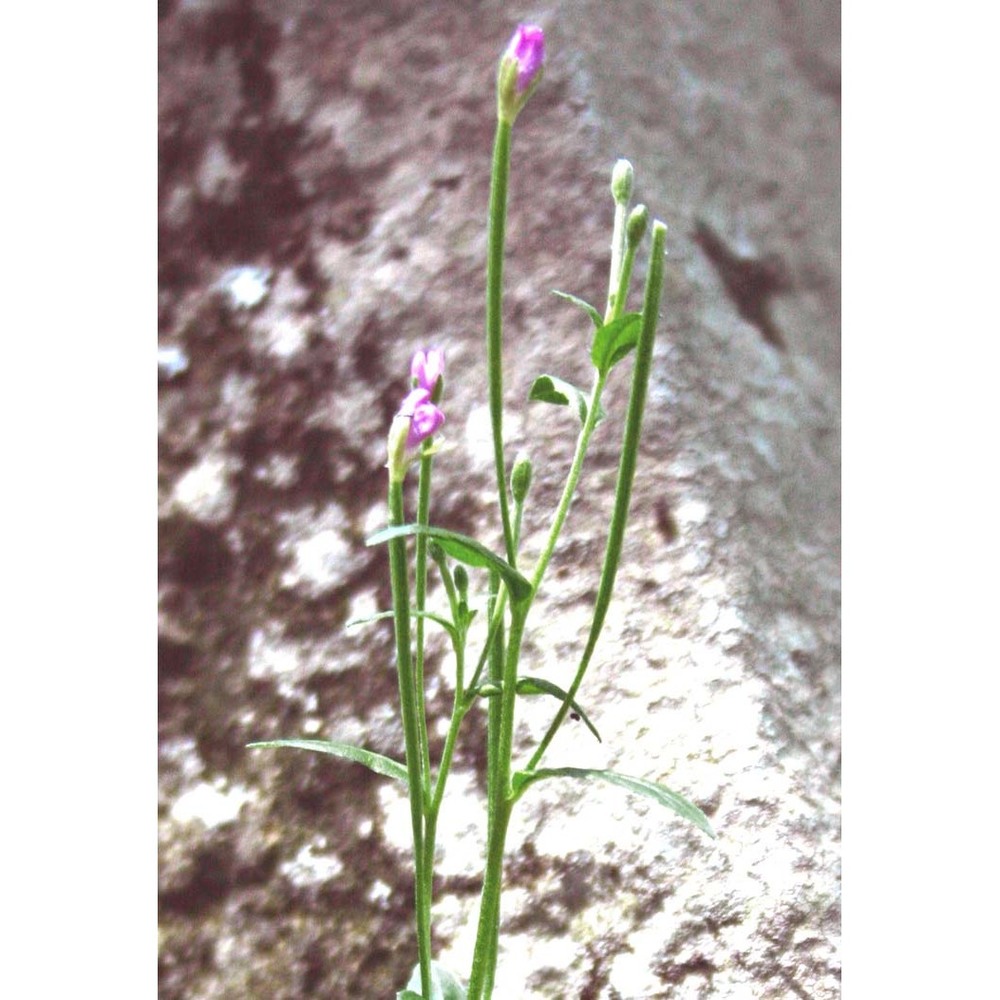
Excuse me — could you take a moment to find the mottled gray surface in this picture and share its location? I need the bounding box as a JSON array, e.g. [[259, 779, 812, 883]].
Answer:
[[158, 1, 839, 996]]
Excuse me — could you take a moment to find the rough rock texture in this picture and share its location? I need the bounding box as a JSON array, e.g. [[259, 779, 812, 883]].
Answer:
[[159, 1, 840, 997]]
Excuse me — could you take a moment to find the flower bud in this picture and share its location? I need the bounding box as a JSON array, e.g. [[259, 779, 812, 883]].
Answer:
[[611, 159, 634, 206], [510, 451, 533, 505], [497, 24, 545, 124], [453, 564, 469, 599], [626, 203, 649, 249], [386, 388, 445, 483]]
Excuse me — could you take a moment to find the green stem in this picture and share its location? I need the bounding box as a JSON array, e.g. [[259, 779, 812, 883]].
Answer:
[[463, 586, 508, 700], [608, 228, 640, 325], [606, 195, 628, 318], [527, 220, 668, 773], [485, 570, 505, 848], [414, 448, 435, 789], [387, 480, 433, 999], [429, 610, 467, 818], [528, 369, 607, 599], [467, 603, 528, 999], [486, 119, 517, 566]]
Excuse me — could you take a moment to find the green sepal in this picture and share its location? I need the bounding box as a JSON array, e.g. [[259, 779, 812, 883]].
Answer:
[[401, 960, 467, 999], [346, 609, 459, 644], [528, 374, 605, 427], [551, 289, 603, 329], [515, 676, 602, 742], [510, 767, 715, 838], [367, 524, 532, 604], [248, 739, 407, 784], [591, 311, 643, 373]]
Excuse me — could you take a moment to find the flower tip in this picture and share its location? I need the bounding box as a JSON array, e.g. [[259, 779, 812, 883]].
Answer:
[[498, 23, 545, 122], [611, 159, 634, 204], [411, 347, 446, 395], [508, 23, 545, 92]]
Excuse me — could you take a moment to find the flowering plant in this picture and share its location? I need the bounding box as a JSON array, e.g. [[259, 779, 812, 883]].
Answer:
[[252, 24, 712, 999]]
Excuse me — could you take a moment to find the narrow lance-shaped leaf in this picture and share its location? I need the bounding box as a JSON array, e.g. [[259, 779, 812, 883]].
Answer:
[[346, 608, 459, 644], [510, 766, 715, 838], [248, 739, 408, 784], [551, 289, 603, 329], [367, 524, 532, 604], [515, 676, 601, 742]]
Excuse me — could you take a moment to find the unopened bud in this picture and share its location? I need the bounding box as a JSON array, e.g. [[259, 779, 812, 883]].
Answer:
[[611, 159, 634, 205], [510, 452, 533, 505], [497, 24, 545, 124], [626, 203, 649, 248], [453, 564, 469, 598]]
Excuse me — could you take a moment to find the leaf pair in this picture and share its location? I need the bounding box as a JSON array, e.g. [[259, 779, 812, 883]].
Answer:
[[530, 292, 643, 427], [248, 740, 714, 839]]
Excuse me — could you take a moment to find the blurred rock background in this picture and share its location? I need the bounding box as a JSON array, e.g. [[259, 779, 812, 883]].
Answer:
[[158, 1, 839, 996]]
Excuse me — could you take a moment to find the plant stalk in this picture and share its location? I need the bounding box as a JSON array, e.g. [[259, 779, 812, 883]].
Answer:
[[486, 119, 517, 566], [527, 220, 668, 773], [387, 480, 433, 999]]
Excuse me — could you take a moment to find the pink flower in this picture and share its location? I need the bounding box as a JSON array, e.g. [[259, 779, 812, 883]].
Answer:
[[504, 24, 545, 93], [387, 362, 447, 483], [410, 347, 445, 395], [397, 388, 445, 449], [497, 24, 545, 124]]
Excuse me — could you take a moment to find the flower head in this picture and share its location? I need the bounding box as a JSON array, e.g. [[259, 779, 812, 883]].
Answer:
[[386, 387, 445, 483], [399, 388, 445, 449], [497, 24, 545, 124], [411, 347, 445, 398]]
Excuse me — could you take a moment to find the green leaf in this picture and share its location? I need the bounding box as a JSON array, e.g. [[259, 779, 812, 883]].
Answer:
[[367, 524, 532, 604], [248, 739, 408, 784], [510, 767, 715, 838], [590, 311, 643, 373], [528, 374, 605, 427], [346, 609, 459, 643], [515, 676, 602, 742], [552, 289, 602, 329], [402, 961, 467, 1000]]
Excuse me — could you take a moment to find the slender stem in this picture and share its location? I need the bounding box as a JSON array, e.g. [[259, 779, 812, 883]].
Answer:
[[486, 119, 516, 566], [608, 230, 640, 325], [485, 570, 505, 848], [413, 448, 434, 788], [467, 603, 528, 999], [463, 586, 508, 700], [526, 221, 668, 773], [606, 195, 628, 317], [528, 369, 607, 599], [387, 481, 433, 999], [429, 620, 467, 814]]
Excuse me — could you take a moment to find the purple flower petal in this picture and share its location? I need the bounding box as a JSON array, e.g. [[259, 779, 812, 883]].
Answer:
[[506, 23, 545, 92], [406, 399, 445, 449], [411, 347, 446, 393]]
